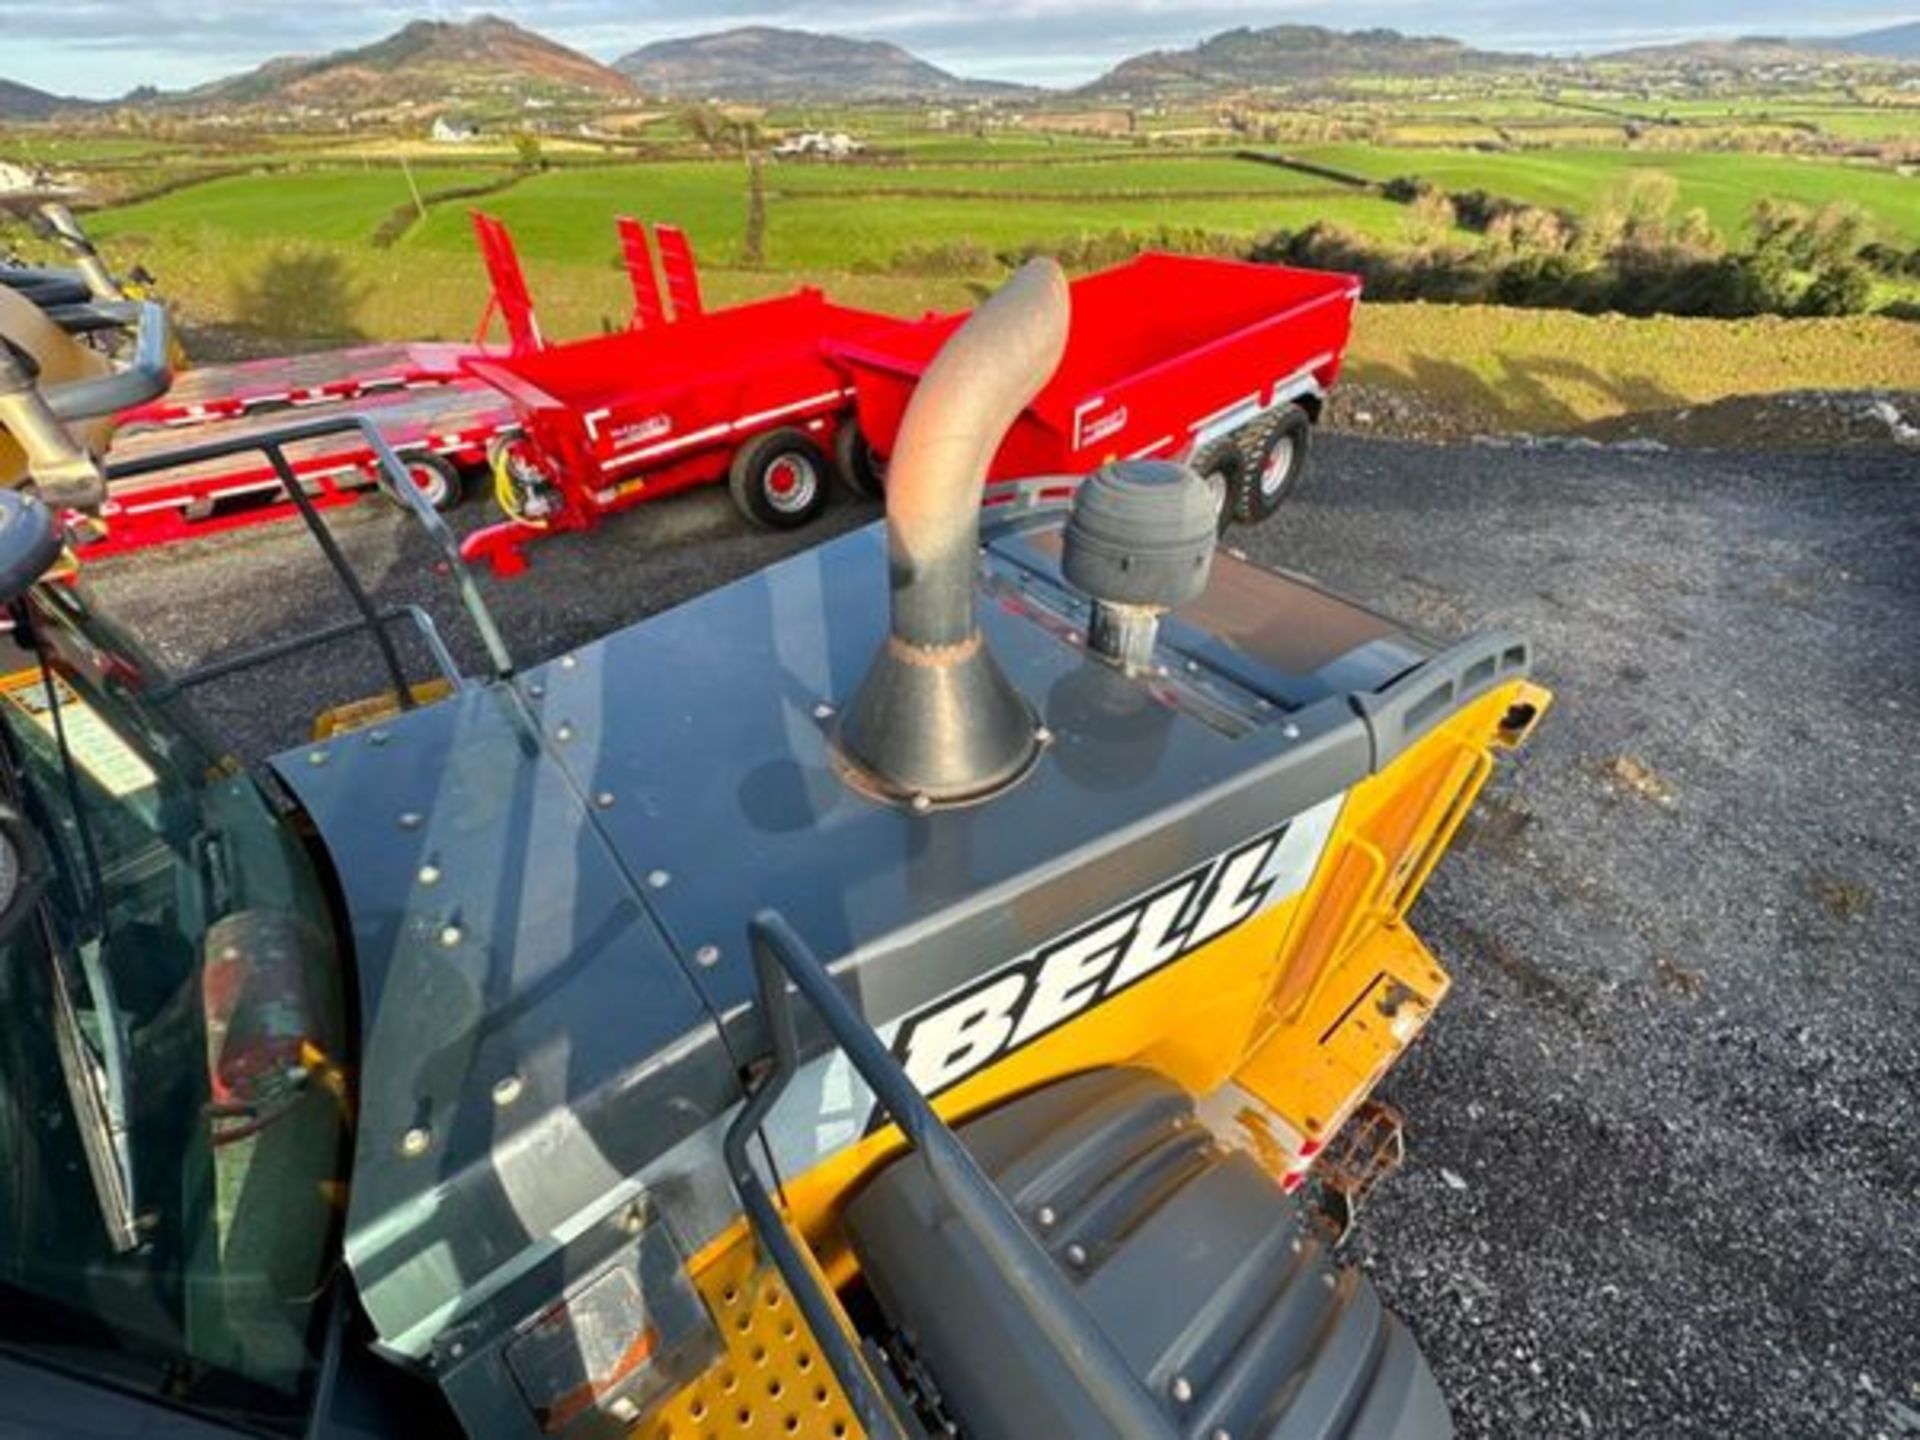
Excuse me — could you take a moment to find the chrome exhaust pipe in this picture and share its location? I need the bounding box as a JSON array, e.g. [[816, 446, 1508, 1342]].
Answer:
[[835, 258, 1070, 806]]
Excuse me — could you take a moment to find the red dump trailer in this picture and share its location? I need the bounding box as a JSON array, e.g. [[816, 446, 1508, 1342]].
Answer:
[[831, 253, 1361, 525]]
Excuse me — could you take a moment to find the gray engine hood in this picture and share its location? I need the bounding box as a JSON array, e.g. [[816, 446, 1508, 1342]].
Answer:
[[269, 514, 1510, 1377]]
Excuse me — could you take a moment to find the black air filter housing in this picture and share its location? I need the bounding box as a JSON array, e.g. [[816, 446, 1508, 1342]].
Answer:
[[1062, 459, 1219, 612]]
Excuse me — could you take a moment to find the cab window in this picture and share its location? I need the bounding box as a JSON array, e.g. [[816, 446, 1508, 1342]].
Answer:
[[0, 589, 350, 1429]]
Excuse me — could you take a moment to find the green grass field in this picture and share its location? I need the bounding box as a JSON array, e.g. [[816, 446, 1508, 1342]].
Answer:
[[872, 133, 1130, 159], [0, 131, 180, 162], [91, 166, 513, 247], [767, 156, 1344, 193], [1784, 109, 1920, 141], [1293, 144, 1920, 244], [1612, 94, 1920, 138], [82, 158, 1422, 275], [410, 161, 1417, 266]]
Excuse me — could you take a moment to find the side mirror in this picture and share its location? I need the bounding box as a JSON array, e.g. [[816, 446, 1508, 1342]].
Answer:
[[0, 803, 52, 947]]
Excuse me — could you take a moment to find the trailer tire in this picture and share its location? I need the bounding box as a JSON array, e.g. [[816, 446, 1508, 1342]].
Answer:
[[1231, 406, 1311, 526], [833, 420, 888, 499], [730, 429, 831, 530], [1188, 440, 1244, 532], [384, 452, 464, 514]]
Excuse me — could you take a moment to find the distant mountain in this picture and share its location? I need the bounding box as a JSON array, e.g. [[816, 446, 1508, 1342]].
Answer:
[[615, 26, 1024, 101], [1596, 33, 1879, 66], [183, 15, 633, 109], [0, 78, 83, 120], [1087, 25, 1536, 96], [1819, 21, 1920, 59]]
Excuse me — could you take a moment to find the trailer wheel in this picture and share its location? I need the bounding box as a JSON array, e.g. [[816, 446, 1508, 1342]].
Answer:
[[833, 420, 888, 499], [1231, 406, 1311, 526], [383, 452, 463, 514], [730, 429, 831, 530], [1188, 439, 1244, 532]]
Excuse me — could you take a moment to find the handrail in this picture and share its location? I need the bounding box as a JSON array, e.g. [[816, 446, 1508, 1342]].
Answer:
[[729, 910, 1179, 1440], [148, 605, 461, 702], [45, 301, 171, 422], [722, 933, 907, 1440], [102, 413, 515, 687]]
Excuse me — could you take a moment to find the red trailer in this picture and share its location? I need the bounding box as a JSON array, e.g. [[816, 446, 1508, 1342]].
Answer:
[[461, 216, 905, 577], [831, 253, 1361, 527], [76, 215, 557, 558], [116, 340, 480, 430], [89, 384, 517, 557]]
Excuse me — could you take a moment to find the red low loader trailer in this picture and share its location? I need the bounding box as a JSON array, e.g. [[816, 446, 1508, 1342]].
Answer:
[[89, 384, 517, 557], [74, 213, 555, 557], [115, 340, 481, 430]]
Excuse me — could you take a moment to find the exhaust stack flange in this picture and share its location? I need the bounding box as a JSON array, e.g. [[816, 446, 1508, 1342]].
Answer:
[[834, 258, 1070, 807]]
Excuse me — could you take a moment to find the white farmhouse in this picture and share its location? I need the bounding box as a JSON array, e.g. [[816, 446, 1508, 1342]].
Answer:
[[771, 131, 866, 159]]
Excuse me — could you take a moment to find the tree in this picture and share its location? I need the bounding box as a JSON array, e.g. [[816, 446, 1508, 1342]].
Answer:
[[1673, 207, 1720, 256], [1402, 187, 1457, 247], [1723, 221, 1801, 317], [678, 105, 722, 149], [1802, 202, 1868, 270], [1749, 197, 1810, 258], [1488, 205, 1570, 257], [512, 131, 543, 171], [1798, 262, 1872, 317], [1612, 171, 1678, 248]]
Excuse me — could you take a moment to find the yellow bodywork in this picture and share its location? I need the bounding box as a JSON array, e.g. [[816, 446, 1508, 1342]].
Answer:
[[309, 679, 457, 739], [639, 674, 1549, 1437]]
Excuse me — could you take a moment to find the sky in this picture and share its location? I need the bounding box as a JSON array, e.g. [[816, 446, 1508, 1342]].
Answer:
[[1, 0, 1914, 97]]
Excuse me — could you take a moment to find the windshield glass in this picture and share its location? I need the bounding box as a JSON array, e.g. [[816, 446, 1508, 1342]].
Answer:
[[0, 581, 350, 1428]]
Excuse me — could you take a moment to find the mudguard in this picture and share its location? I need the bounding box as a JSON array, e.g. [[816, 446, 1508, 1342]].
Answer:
[[847, 1067, 1451, 1440]]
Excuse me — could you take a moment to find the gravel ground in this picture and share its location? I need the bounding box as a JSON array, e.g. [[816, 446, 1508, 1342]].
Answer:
[[88, 435, 1920, 1439], [1260, 440, 1919, 1440]]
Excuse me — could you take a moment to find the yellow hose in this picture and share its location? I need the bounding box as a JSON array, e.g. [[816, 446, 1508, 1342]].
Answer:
[[489, 440, 548, 529]]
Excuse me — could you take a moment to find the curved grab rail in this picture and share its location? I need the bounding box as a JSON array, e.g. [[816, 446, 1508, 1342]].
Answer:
[[727, 910, 1180, 1440], [44, 301, 171, 422]]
